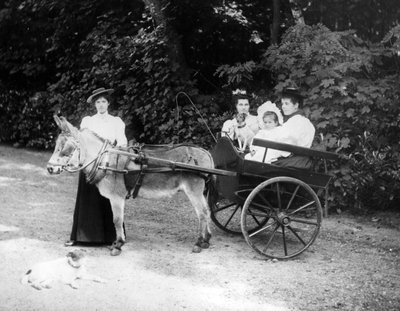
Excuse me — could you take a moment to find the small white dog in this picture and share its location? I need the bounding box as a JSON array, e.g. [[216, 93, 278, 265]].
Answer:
[[234, 113, 255, 152], [21, 250, 106, 290]]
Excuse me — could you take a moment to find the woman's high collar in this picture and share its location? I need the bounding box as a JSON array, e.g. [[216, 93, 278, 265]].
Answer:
[[95, 112, 110, 119], [283, 110, 304, 123]]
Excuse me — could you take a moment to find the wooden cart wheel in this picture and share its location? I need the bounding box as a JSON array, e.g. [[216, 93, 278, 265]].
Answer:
[[241, 176, 322, 259], [207, 185, 269, 235], [209, 197, 244, 234]]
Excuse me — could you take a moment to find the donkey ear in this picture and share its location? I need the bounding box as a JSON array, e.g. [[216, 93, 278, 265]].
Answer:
[[60, 117, 79, 138], [54, 114, 63, 129], [56, 115, 72, 133]]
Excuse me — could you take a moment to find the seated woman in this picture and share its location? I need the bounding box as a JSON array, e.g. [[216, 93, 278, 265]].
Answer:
[[272, 88, 316, 169], [221, 89, 259, 150]]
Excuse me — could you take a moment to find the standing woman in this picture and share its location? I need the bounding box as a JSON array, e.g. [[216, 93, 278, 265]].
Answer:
[[65, 87, 127, 246]]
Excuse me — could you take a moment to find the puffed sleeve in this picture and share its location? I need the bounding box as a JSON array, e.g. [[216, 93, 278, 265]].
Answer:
[[221, 119, 235, 139], [114, 117, 128, 146], [80, 116, 91, 130]]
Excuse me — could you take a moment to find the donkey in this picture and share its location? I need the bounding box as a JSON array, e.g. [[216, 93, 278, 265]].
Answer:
[[47, 116, 214, 255]]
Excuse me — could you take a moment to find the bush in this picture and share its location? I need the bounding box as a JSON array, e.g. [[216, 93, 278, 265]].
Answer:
[[0, 90, 56, 149]]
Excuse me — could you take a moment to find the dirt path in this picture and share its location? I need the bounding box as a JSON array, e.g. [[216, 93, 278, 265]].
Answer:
[[0, 144, 399, 311]]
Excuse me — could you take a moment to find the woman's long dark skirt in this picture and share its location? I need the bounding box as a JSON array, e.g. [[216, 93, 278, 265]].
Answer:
[[70, 173, 117, 244]]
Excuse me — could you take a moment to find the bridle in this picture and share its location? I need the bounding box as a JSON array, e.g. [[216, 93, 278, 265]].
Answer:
[[48, 131, 109, 181]]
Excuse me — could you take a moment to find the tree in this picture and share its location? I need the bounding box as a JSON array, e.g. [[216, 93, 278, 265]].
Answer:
[[142, 0, 189, 78], [270, 0, 281, 44]]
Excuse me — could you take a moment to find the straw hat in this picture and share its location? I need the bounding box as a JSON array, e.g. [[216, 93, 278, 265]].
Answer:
[[86, 87, 114, 104]]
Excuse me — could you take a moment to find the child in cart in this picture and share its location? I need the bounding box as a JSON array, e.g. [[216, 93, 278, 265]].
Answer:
[[245, 101, 287, 163]]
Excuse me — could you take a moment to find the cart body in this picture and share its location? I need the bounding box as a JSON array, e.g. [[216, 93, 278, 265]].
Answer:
[[208, 137, 339, 259]]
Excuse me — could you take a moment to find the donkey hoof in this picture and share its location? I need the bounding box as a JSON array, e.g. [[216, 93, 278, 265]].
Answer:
[[192, 245, 202, 253], [200, 242, 210, 249], [110, 248, 122, 256]]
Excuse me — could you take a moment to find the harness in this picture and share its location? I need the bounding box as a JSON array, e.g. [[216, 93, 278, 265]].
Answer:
[[121, 143, 208, 199], [56, 135, 209, 199], [86, 140, 109, 184]]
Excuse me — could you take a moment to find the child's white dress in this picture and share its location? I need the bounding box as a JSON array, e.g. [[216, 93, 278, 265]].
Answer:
[[245, 127, 290, 163]]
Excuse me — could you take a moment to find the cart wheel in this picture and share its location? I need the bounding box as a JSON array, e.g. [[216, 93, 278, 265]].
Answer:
[[207, 187, 269, 235], [209, 197, 243, 234], [241, 177, 322, 259]]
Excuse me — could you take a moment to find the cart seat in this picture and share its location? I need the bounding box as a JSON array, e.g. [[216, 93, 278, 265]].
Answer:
[[211, 137, 338, 189]]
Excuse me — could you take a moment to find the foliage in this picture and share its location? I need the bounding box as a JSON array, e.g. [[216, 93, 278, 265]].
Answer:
[[302, 0, 400, 42], [0, 90, 56, 148], [215, 61, 256, 88], [45, 7, 223, 148]]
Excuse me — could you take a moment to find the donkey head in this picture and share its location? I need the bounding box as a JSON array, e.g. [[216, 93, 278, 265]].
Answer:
[[47, 115, 81, 174]]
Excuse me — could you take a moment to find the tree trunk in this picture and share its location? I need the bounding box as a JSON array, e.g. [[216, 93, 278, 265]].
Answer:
[[288, 0, 305, 24], [142, 0, 189, 77], [270, 0, 281, 44]]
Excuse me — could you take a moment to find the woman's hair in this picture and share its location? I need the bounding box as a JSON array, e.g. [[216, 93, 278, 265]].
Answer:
[[231, 89, 250, 107], [263, 111, 279, 124], [92, 94, 111, 104], [281, 94, 303, 108], [281, 88, 304, 108]]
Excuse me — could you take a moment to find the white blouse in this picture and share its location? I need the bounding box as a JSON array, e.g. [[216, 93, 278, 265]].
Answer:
[[80, 113, 127, 146], [277, 114, 315, 148]]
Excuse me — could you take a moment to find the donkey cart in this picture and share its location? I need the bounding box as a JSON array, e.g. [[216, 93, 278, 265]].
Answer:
[[207, 136, 339, 259], [48, 116, 339, 258]]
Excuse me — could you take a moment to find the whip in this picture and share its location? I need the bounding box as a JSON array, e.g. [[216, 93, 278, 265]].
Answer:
[[174, 91, 218, 144]]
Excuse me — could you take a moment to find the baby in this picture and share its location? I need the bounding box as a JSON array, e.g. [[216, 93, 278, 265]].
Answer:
[[261, 111, 279, 131], [245, 101, 286, 163]]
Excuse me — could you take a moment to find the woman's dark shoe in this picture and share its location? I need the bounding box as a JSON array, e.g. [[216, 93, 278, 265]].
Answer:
[[64, 240, 76, 247]]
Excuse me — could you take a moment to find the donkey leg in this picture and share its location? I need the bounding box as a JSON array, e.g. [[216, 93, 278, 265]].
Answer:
[[198, 194, 212, 249], [109, 195, 126, 256], [185, 181, 212, 253]]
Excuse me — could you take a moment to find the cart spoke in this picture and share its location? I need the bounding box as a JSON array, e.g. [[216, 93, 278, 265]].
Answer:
[[285, 185, 300, 211], [248, 208, 265, 226], [287, 225, 307, 246], [282, 225, 287, 256], [249, 220, 277, 237], [223, 204, 240, 228], [290, 217, 319, 226], [214, 202, 236, 213], [276, 183, 282, 210], [256, 192, 274, 209], [287, 200, 315, 216], [246, 209, 270, 218], [262, 224, 280, 253]]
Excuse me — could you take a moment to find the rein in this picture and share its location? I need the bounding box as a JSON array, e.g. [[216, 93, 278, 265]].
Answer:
[[85, 140, 109, 183]]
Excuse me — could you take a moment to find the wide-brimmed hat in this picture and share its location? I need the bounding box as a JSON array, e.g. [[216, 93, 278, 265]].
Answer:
[[86, 87, 114, 103]]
